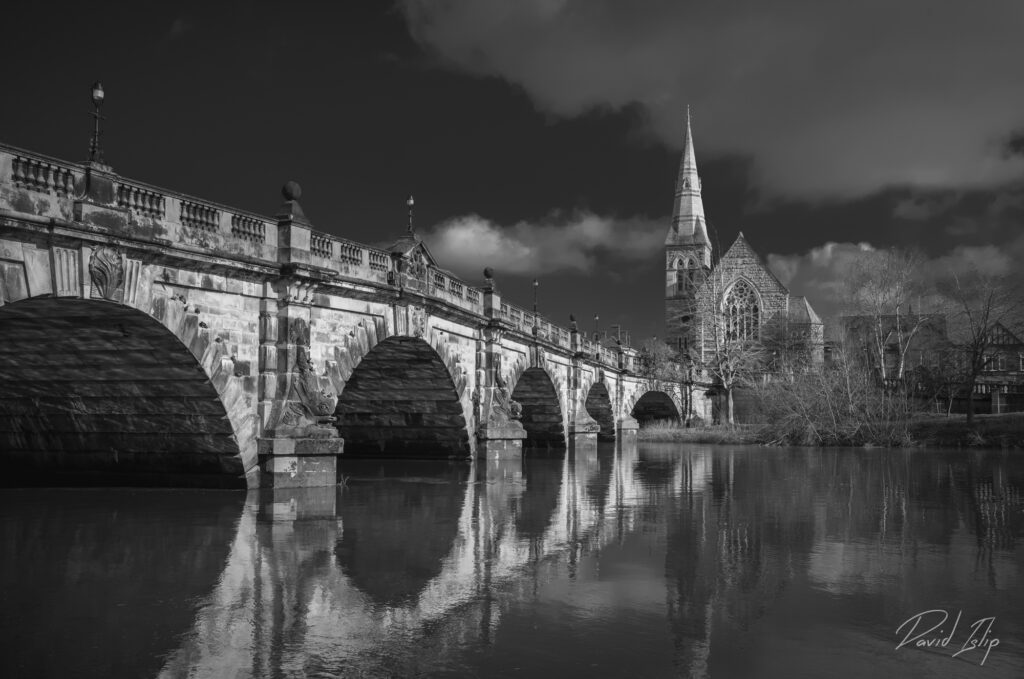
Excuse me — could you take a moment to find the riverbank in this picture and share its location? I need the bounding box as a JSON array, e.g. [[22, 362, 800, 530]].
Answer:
[[636, 412, 1024, 448], [908, 412, 1024, 449], [637, 423, 759, 444]]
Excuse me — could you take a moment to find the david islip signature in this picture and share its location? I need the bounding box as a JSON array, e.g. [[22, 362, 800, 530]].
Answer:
[[896, 609, 1000, 666]]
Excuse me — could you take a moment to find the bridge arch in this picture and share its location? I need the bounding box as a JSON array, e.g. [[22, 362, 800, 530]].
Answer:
[[630, 390, 682, 426], [508, 365, 565, 450], [505, 351, 567, 450], [0, 296, 253, 487], [581, 371, 618, 441], [332, 331, 473, 457]]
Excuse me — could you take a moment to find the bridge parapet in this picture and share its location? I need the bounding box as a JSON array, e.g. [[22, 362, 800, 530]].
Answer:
[[0, 143, 626, 357]]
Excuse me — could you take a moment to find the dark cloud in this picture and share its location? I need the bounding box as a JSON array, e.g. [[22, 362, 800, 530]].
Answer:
[[400, 0, 1024, 199], [1004, 130, 1024, 158]]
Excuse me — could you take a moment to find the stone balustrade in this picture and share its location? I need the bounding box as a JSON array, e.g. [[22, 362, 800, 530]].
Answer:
[[230, 213, 268, 243], [117, 181, 166, 218], [0, 142, 641, 374], [10, 153, 78, 195]]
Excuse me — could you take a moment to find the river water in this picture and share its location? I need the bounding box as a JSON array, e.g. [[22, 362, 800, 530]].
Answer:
[[1, 443, 1022, 678]]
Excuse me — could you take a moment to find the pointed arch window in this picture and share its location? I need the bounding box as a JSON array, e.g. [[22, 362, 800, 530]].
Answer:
[[724, 280, 760, 341]]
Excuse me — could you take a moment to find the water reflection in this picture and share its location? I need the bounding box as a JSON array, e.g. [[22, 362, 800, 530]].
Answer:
[[2, 445, 1022, 678]]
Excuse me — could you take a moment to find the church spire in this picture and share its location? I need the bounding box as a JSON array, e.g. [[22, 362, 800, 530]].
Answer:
[[668, 107, 710, 254], [677, 105, 699, 192]]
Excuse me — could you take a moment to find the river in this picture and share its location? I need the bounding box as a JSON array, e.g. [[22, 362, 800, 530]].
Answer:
[[1, 443, 1022, 678]]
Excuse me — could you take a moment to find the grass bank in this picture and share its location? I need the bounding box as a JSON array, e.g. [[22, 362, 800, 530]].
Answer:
[[637, 421, 759, 444], [636, 413, 1024, 448]]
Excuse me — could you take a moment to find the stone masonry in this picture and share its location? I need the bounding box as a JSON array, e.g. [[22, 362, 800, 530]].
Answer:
[[0, 142, 686, 488]]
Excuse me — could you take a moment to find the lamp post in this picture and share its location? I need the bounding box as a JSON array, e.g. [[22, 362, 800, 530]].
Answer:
[[532, 279, 539, 335], [89, 81, 105, 163], [593, 314, 599, 342], [407, 195, 415, 234]]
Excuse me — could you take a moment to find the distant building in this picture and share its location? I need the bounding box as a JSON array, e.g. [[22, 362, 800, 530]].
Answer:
[[830, 315, 1024, 414], [965, 322, 1024, 414]]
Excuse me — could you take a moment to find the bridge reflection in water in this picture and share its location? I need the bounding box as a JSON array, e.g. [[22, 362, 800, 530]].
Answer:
[[2, 443, 1023, 678]]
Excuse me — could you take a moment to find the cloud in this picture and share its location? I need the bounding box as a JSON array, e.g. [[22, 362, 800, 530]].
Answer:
[[768, 235, 1024, 318], [400, 0, 1024, 199], [767, 242, 873, 316], [422, 211, 664, 277]]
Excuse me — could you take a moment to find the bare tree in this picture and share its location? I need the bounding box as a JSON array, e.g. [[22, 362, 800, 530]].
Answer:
[[760, 308, 819, 374], [937, 268, 1024, 426], [844, 248, 935, 386]]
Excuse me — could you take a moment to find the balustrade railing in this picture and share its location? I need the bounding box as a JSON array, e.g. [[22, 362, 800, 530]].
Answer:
[[179, 200, 220, 232], [230, 213, 267, 243], [117, 182, 166, 218], [310, 232, 332, 259], [11, 155, 78, 195], [368, 251, 390, 272], [338, 242, 363, 266]]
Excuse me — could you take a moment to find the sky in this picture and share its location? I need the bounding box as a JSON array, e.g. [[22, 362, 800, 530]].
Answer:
[[2, 0, 1022, 342]]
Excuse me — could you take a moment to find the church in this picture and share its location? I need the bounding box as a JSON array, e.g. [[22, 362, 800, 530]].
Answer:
[[663, 112, 824, 422]]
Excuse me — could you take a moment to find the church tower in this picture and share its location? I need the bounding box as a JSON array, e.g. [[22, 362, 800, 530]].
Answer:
[[665, 108, 713, 354]]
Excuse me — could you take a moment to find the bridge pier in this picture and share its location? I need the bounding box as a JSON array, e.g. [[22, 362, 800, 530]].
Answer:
[[256, 189, 345, 488], [617, 415, 640, 443], [475, 282, 528, 460]]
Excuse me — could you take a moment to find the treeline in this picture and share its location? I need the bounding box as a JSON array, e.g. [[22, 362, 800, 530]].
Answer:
[[758, 248, 1023, 445]]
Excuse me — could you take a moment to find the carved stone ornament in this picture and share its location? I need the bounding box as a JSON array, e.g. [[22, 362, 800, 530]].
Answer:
[[88, 247, 124, 301], [276, 346, 340, 438], [487, 364, 523, 425], [410, 305, 426, 338]]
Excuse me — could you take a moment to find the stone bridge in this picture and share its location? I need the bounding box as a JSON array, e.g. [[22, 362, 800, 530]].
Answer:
[[0, 144, 685, 488]]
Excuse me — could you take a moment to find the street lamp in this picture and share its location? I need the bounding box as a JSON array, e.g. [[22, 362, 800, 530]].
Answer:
[[89, 81, 105, 163], [532, 279, 539, 335], [406, 195, 415, 234], [593, 313, 599, 342]]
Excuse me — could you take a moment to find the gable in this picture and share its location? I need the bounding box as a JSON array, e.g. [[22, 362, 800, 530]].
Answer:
[[387, 236, 439, 268], [710, 235, 790, 298], [989, 322, 1023, 346]]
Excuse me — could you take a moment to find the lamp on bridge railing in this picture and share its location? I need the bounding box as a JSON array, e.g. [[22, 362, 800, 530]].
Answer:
[[406, 195, 415, 234], [88, 81, 106, 164], [532, 278, 539, 336], [593, 313, 599, 342]]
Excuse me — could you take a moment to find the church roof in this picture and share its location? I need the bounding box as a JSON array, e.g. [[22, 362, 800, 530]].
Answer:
[[788, 296, 822, 325]]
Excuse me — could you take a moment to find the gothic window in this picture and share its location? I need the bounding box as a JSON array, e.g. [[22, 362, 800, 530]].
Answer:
[[676, 258, 688, 292], [723, 280, 760, 341]]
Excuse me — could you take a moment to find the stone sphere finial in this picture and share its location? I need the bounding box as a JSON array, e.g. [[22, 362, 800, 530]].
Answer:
[[483, 267, 494, 280], [282, 181, 302, 202]]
